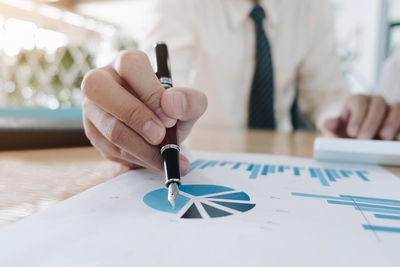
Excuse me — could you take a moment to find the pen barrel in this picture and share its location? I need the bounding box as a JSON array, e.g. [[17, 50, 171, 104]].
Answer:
[[161, 145, 181, 186]]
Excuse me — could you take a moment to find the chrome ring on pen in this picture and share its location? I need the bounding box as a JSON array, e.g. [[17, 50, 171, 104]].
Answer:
[[165, 178, 181, 187], [160, 144, 180, 155]]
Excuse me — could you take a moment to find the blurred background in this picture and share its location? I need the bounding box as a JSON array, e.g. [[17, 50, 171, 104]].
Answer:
[[0, 0, 399, 132]]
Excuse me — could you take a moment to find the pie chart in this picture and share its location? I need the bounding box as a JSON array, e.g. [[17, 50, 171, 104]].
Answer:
[[143, 184, 256, 219]]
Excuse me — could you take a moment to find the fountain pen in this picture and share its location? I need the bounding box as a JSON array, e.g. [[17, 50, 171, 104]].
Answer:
[[154, 42, 181, 208]]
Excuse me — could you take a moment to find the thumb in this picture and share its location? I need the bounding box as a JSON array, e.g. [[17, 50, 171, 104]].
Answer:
[[161, 87, 208, 144], [161, 88, 208, 122]]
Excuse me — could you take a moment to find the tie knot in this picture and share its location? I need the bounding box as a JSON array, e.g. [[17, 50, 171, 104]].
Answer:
[[250, 5, 266, 23]]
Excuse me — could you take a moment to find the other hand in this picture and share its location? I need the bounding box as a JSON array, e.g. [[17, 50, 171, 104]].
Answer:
[[81, 49, 207, 174], [323, 94, 400, 140]]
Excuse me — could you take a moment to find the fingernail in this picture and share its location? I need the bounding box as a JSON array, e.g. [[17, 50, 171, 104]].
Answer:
[[156, 108, 176, 128], [358, 131, 372, 140], [142, 120, 164, 144], [170, 91, 187, 118], [381, 127, 395, 140], [348, 125, 359, 137]]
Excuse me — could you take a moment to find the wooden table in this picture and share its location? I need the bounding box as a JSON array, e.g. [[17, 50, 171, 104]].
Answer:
[[0, 127, 399, 227]]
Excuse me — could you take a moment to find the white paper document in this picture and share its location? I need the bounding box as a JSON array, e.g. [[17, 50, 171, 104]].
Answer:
[[0, 150, 400, 267]]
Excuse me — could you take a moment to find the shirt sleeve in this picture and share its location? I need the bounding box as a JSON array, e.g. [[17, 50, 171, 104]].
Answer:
[[377, 48, 400, 104], [296, 0, 350, 130], [138, 0, 197, 87]]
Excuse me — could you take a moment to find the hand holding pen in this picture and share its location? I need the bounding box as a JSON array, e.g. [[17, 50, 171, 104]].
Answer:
[[81, 48, 207, 177]]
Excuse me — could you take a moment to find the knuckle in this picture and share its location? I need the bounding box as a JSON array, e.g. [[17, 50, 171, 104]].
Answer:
[[141, 88, 163, 107], [81, 69, 107, 98], [373, 95, 386, 106], [119, 150, 130, 160], [347, 94, 365, 106], [107, 120, 125, 144], [125, 104, 147, 129], [81, 99, 91, 113], [116, 49, 147, 77], [392, 102, 400, 112], [83, 125, 94, 141]]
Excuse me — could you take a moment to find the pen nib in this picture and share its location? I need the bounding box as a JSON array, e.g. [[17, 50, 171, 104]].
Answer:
[[168, 183, 179, 209]]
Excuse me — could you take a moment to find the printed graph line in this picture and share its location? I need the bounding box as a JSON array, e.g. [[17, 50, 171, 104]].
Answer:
[[190, 159, 371, 186], [351, 197, 381, 242], [292, 192, 400, 235]]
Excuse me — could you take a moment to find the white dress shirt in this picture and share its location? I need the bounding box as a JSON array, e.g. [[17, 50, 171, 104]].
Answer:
[[140, 0, 349, 131], [378, 48, 400, 104]]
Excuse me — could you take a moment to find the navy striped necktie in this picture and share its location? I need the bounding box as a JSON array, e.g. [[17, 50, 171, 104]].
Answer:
[[248, 5, 276, 129]]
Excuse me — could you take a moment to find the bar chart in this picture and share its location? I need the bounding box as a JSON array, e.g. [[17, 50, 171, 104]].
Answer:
[[190, 159, 371, 187], [292, 192, 400, 234]]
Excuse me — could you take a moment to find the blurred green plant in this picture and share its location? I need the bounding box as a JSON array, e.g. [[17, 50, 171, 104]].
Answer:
[[1, 34, 137, 109]]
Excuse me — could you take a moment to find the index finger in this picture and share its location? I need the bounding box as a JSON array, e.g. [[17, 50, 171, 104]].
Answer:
[[113, 50, 176, 127]]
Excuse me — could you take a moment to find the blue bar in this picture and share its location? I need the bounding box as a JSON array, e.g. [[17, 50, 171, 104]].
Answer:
[[355, 170, 370, 181], [232, 162, 242, 169], [328, 200, 400, 211], [309, 168, 317, 177], [374, 214, 400, 220], [261, 165, 269, 176], [219, 161, 233, 166], [315, 168, 330, 186], [340, 170, 352, 178], [330, 169, 340, 179], [247, 164, 254, 171], [278, 166, 290, 173], [355, 207, 400, 215], [340, 195, 400, 206], [324, 169, 336, 182], [200, 160, 219, 169], [363, 225, 400, 233], [248, 164, 261, 179], [293, 167, 304, 176], [291, 192, 350, 200], [269, 165, 276, 174], [189, 160, 207, 171]]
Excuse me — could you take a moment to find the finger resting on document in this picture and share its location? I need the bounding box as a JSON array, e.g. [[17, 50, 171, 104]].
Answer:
[[84, 101, 164, 171], [82, 70, 166, 145]]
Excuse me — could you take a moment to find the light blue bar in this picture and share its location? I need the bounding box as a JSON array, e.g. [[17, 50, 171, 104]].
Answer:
[[355, 170, 370, 181], [248, 164, 261, 179], [374, 214, 400, 220], [247, 164, 254, 171], [309, 168, 317, 177], [232, 162, 242, 169], [328, 200, 400, 211], [261, 165, 269, 176], [340, 170, 352, 178], [356, 207, 400, 215], [220, 161, 233, 166], [199, 160, 219, 169], [330, 169, 340, 179], [363, 225, 400, 233], [278, 166, 290, 173], [315, 168, 330, 186], [0, 107, 82, 120], [293, 167, 304, 176], [291, 192, 350, 200], [189, 160, 207, 171], [340, 195, 400, 206], [324, 169, 336, 182], [269, 165, 276, 173]]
